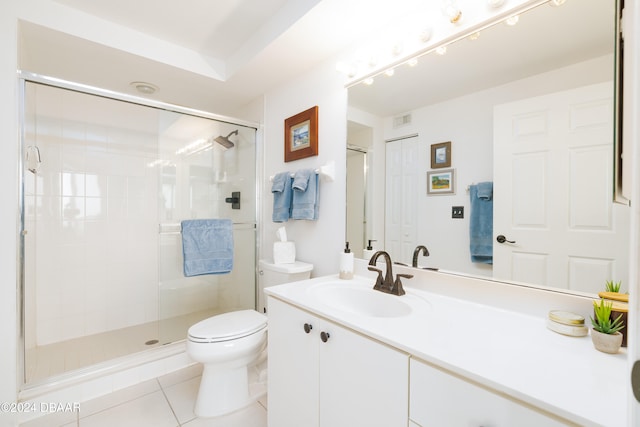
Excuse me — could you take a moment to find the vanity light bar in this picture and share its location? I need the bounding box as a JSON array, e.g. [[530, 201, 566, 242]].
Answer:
[[344, 0, 554, 88]]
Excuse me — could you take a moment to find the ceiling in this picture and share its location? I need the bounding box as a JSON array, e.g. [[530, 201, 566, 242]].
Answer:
[[17, 0, 614, 119], [19, 0, 430, 116]]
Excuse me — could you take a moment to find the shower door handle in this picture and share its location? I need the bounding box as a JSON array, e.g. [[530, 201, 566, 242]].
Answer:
[[225, 191, 240, 209]]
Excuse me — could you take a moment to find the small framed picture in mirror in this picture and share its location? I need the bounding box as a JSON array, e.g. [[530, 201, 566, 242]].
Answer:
[[427, 168, 455, 195], [430, 141, 451, 169]]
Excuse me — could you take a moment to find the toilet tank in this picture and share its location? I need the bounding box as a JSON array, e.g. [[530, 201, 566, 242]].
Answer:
[[258, 260, 313, 314]]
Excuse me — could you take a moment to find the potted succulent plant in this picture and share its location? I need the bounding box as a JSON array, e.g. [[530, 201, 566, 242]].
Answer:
[[590, 298, 624, 354], [598, 280, 629, 347], [604, 280, 622, 293]]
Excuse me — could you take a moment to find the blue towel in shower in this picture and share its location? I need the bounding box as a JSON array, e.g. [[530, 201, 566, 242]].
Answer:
[[272, 172, 292, 222], [291, 169, 319, 220], [181, 219, 233, 276], [469, 182, 493, 264]]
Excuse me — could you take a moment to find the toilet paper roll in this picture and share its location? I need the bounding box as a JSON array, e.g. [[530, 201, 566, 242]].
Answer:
[[273, 241, 296, 264]]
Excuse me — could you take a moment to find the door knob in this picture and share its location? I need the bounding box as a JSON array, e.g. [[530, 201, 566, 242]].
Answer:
[[320, 331, 330, 342], [303, 323, 313, 334], [496, 234, 516, 244], [632, 360, 640, 402]]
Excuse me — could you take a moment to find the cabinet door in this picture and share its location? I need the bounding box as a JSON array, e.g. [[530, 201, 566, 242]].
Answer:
[[319, 320, 409, 427], [410, 359, 572, 426], [268, 297, 320, 427]]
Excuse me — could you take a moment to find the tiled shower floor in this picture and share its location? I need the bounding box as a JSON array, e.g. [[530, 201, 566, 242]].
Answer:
[[25, 308, 221, 383]]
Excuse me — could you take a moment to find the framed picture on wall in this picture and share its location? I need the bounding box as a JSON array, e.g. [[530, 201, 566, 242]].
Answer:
[[284, 106, 318, 162], [427, 168, 455, 195], [430, 141, 451, 169]]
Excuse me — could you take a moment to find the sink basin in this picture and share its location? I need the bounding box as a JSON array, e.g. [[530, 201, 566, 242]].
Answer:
[[308, 281, 412, 318]]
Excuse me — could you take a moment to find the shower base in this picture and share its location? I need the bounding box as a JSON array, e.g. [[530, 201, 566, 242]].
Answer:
[[24, 308, 223, 384]]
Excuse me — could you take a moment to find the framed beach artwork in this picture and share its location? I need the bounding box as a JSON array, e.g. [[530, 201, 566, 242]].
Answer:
[[430, 141, 451, 169], [284, 106, 318, 162], [427, 168, 455, 195]]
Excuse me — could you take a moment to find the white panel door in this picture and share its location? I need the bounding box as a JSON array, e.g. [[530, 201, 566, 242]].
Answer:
[[494, 82, 629, 292], [385, 136, 418, 264]]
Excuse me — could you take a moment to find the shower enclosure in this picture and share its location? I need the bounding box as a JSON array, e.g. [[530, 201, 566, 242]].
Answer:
[[19, 76, 257, 386]]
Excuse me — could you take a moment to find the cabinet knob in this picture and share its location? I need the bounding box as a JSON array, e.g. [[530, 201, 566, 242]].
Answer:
[[303, 323, 313, 334], [320, 331, 330, 342]]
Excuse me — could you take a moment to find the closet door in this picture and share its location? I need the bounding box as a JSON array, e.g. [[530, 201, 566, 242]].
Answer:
[[385, 136, 419, 264]]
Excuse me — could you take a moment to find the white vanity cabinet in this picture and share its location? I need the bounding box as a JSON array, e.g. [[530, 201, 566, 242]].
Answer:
[[267, 296, 409, 427], [409, 358, 574, 426]]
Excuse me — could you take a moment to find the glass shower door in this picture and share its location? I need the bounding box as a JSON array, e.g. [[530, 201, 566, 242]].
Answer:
[[156, 111, 257, 344]]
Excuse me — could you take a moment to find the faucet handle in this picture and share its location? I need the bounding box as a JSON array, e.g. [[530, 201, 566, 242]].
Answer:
[[391, 273, 413, 296], [368, 266, 385, 291]]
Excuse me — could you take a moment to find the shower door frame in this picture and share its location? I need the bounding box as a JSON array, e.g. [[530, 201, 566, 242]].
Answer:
[[16, 71, 263, 393]]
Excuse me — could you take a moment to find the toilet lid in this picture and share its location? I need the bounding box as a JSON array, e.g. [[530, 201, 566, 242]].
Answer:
[[188, 310, 267, 342]]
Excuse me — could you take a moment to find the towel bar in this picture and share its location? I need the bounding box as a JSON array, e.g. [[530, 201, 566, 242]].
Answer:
[[159, 222, 255, 234], [269, 160, 335, 182]]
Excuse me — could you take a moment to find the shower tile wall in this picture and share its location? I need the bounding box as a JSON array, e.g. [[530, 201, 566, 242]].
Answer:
[[24, 84, 160, 347]]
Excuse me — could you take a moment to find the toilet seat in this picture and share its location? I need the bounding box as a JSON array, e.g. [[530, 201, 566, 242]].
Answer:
[[188, 310, 267, 343]]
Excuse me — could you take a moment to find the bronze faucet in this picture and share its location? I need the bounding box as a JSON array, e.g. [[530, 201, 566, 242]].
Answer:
[[412, 245, 429, 268], [367, 251, 412, 296]]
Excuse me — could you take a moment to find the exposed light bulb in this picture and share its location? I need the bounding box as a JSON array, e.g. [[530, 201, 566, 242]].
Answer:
[[549, 0, 566, 6], [407, 58, 419, 67], [363, 77, 374, 86], [436, 46, 447, 55], [505, 15, 519, 26], [368, 54, 378, 68], [469, 32, 481, 41], [392, 42, 404, 57], [384, 68, 395, 77], [442, 1, 462, 24], [419, 27, 433, 43]]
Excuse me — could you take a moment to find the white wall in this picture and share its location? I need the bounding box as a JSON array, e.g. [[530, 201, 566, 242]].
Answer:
[[261, 60, 347, 277], [380, 55, 613, 276]]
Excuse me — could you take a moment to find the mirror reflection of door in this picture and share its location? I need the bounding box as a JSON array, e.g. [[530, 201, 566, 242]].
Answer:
[[385, 135, 419, 264], [493, 82, 629, 293]]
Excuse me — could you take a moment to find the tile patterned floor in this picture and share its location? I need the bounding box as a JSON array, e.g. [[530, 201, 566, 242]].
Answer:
[[20, 364, 268, 427]]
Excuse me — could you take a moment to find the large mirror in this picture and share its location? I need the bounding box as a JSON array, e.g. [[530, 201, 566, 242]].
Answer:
[[346, 0, 628, 295]]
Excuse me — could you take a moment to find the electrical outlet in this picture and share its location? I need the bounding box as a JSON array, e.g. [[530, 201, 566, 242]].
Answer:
[[452, 206, 464, 218]]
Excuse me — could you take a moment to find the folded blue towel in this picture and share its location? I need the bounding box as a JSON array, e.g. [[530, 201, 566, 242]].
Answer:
[[272, 172, 292, 222], [476, 181, 493, 200], [181, 219, 233, 276], [469, 182, 493, 264], [291, 169, 319, 220]]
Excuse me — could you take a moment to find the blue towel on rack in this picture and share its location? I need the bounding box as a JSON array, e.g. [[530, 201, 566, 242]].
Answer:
[[469, 182, 493, 264], [181, 219, 234, 276], [291, 169, 319, 220], [272, 172, 292, 222]]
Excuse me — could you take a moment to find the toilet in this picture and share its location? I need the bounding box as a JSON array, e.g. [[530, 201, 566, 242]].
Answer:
[[187, 259, 312, 418]]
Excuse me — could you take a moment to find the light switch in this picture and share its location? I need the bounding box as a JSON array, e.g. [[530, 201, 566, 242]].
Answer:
[[452, 206, 464, 218]]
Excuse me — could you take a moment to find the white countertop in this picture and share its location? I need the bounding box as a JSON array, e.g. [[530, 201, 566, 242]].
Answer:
[[265, 273, 627, 427]]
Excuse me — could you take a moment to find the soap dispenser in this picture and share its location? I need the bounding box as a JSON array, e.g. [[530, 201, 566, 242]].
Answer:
[[362, 240, 376, 261], [339, 242, 354, 280]]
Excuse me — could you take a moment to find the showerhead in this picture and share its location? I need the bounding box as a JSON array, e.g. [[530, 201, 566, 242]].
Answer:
[[214, 130, 238, 150]]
